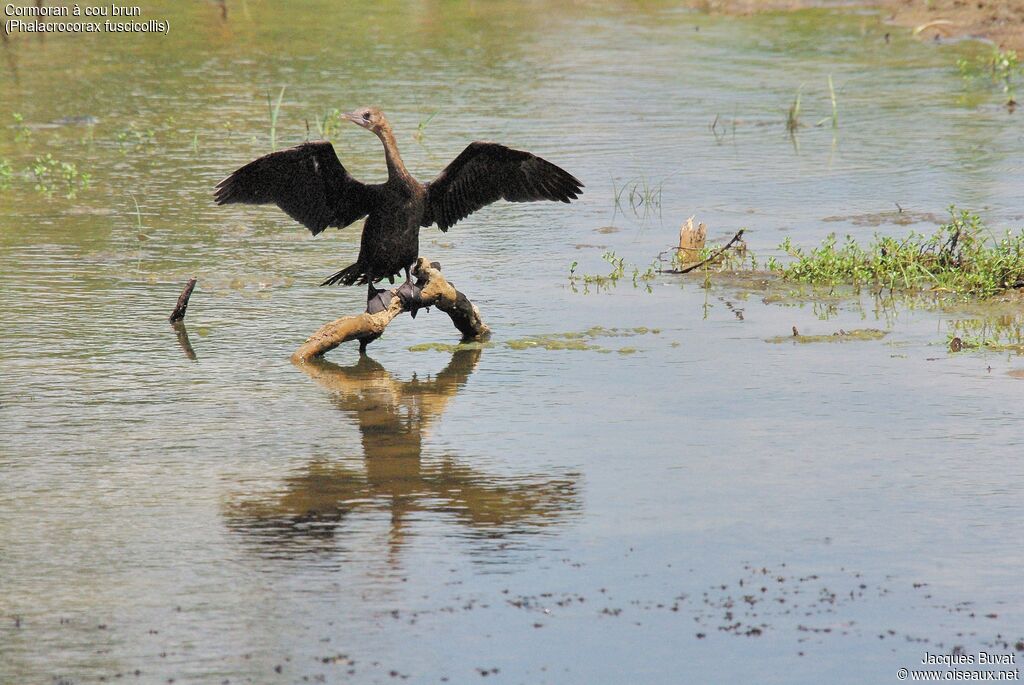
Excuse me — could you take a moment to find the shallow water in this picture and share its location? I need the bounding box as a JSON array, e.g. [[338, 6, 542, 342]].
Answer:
[[2, 2, 1023, 683]]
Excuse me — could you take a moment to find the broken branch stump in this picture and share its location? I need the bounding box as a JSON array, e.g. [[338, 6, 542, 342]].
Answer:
[[292, 258, 490, 362], [169, 277, 197, 323]]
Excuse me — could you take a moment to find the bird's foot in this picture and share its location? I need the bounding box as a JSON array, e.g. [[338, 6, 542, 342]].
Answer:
[[395, 280, 425, 318], [365, 285, 392, 315]]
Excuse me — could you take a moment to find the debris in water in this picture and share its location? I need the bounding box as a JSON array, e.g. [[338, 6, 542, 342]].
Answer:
[[169, 277, 197, 323]]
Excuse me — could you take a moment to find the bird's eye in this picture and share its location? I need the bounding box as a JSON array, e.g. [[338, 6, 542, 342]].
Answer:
[[362, 112, 371, 121]]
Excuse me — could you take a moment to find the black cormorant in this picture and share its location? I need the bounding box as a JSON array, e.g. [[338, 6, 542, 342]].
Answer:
[[214, 107, 583, 300]]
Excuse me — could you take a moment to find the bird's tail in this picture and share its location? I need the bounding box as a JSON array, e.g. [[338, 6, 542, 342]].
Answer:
[[320, 262, 367, 287]]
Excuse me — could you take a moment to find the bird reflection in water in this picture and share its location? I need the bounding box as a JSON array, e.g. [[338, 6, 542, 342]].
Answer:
[[224, 348, 580, 562]]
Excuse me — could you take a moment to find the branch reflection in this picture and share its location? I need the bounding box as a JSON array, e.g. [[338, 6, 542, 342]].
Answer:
[[224, 349, 580, 562]]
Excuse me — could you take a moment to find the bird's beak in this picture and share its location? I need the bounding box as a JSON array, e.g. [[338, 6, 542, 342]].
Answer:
[[343, 111, 369, 128]]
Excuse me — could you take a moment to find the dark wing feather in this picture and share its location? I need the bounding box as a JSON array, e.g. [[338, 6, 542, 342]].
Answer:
[[213, 141, 373, 236], [423, 142, 583, 231]]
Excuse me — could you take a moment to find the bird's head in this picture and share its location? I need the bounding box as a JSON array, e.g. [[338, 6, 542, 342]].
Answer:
[[343, 106, 387, 134]]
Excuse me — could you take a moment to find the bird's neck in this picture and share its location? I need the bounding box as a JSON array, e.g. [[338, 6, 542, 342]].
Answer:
[[377, 124, 413, 185]]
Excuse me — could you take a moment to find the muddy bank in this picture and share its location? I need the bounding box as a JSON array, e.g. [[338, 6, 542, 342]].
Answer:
[[880, 0, 1024, 51], [696, 0, 1024, 51]]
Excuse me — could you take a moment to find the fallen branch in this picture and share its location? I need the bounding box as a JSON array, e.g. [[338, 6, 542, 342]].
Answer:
[[657, 229, 746, 275], [292, 257, 490, 362], [169, 277, 197, 323]]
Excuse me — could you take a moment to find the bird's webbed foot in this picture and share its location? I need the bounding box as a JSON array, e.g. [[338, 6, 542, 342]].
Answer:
[[399, 265, 433, 318], [395, 280, 425, 318], [365, 284, 392, 315]]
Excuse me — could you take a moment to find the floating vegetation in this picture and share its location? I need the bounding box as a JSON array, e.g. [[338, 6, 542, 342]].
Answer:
[[28, 154, 91, 198], [822, 208, 941, 227], [777, 208, 1024, 298], [946, 315, 1024, 354], [506, 337, 598, 351], [581, 208, 1024, 303], [947, 334, 1024, 354], [568, 251, 658, 293], [114, 123, 157, 152], [410, 327, 660, 354], [0, 159, 11, 189], [766, 328, 888, 344], [957, 48, 1021, 107], [11, 112, 32, 143], [407, 341, 494, 353]]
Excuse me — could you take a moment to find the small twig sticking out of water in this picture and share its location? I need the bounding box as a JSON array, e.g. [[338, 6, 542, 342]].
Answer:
[[657, 229, 746, 275], [169, 277, 198, 323]]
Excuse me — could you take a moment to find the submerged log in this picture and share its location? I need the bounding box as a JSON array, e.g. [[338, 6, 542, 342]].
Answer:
[[292, 258, 490, 362]]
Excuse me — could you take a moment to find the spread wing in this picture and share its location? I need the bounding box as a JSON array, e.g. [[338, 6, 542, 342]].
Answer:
[[423, 142, 583, 232], [214, 141, 374, 236]]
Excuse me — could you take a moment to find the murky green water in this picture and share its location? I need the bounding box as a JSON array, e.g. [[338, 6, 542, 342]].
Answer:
[[2, 2, 1023, 683]]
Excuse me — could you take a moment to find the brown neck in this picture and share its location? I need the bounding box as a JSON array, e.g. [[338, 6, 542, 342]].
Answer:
[[376, 123, 412, 185]]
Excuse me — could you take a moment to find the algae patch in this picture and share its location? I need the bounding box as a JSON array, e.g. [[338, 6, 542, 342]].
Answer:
[[766, 328, 888, 344], [409, 326, 659, 354], [407, 341, 493, 353]]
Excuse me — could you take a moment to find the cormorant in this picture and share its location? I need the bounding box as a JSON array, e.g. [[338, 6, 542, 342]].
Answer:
[[214, 107, 583, 302]]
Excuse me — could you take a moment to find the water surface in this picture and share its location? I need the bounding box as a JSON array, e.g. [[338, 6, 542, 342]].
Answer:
[[2, 2, 1023, 683]]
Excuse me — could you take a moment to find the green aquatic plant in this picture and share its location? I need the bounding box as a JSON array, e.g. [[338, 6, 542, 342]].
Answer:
[[12, 112, 32, 143], [128, 193, 149, 271], [777, 208, 1024, 297], [786, 84, 803, 134], [314, 107, 344, 140], [27, 154, 90, 198], [654, 209, 1024, 302], [0, 159, 12, 189], [947, 314, 1024, 353], [568, 251, 625, 288], [267, 85, 287, 151], [946, 333, 1024, 354], [412, 110, 437, 143], [569, 252, 658, 294], [115, 123, 157, 152], [816, 74, 838, 129], [958, 48, 1022, 106], [612, 175, 664, 218]]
